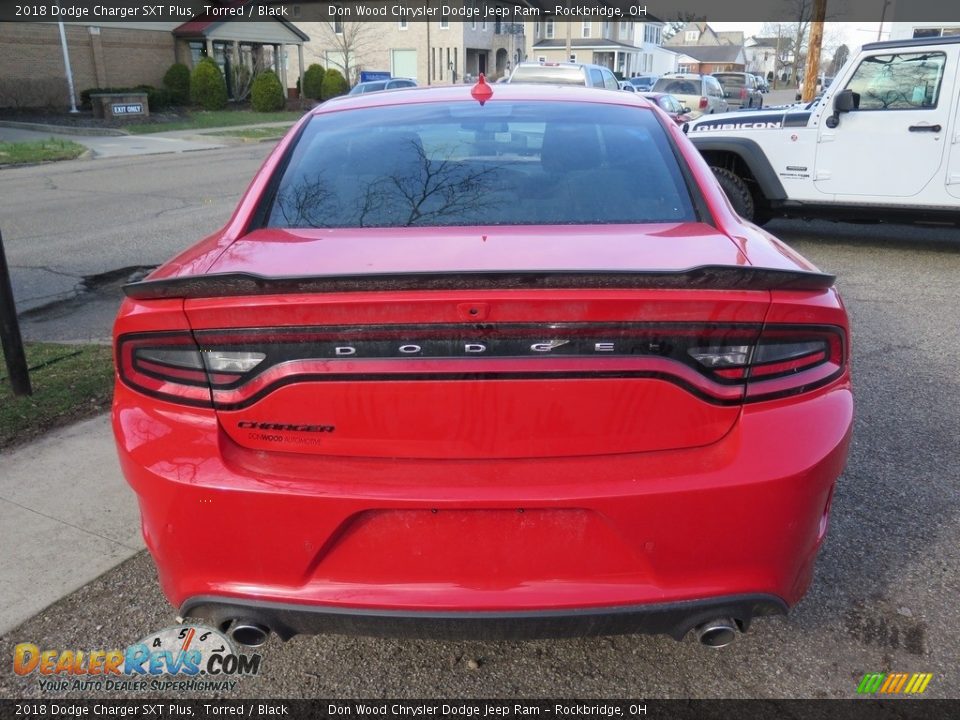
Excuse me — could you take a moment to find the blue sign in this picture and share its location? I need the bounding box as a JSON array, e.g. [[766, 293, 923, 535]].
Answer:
[[359, 71, 391, 82]]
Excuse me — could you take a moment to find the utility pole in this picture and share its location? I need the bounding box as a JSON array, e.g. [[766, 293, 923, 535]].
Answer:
[[57, 19, 79, 113], [878, 0, 890, 41], [801, 0, 827, 102]]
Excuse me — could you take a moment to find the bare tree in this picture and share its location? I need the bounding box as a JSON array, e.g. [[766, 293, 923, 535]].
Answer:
[[829, 44, 850, 75], [317, 21, 376, 86], [231, 52, 266, 103]]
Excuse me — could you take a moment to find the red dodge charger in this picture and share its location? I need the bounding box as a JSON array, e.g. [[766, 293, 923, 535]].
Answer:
[[113, 80, 852, 649]]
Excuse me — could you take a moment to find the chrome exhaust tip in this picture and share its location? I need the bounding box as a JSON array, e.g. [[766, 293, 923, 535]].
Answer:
[[695, 618, 738, 648], [229, 620, 270, 648]]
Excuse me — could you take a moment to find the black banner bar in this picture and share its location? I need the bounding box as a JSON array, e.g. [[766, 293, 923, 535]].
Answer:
[[0, 0, 956, 23], [2, 700, 960, 720]]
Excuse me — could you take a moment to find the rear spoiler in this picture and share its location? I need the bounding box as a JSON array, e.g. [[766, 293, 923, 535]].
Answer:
[[123, 266, 835, 300]]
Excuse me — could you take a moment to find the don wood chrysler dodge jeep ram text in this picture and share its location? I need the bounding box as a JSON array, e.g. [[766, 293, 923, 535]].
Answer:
[[112, 79, 853, 649]]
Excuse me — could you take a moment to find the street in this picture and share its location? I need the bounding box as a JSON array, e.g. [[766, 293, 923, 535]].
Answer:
[[1, 142, 959, 699]]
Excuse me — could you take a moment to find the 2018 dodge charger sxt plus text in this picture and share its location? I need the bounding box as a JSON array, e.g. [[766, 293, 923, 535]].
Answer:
[[113, 78, 853, 649]]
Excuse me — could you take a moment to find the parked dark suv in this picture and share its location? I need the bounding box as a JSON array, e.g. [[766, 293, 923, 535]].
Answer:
[[712, 72, 764, 109]]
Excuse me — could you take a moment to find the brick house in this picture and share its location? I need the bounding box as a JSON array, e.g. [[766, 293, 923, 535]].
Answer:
[[277, 3, 526, 85], [0, 5, 307, 109]]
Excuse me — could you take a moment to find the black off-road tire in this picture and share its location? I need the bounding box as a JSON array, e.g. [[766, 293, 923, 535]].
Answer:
[[710, 166, 755, 222]]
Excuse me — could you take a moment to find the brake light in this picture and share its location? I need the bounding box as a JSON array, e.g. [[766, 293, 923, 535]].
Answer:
[[688, 326, 845, 401], [117, 332, 266, 408], [117, 324, 846, 409], [699, 97, 708, 109], [740, 87, 748, 100]]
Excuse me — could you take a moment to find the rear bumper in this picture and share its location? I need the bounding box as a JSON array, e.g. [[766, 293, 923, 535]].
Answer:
[[182, 594, 787, 641], [114, 382, 852, 639]]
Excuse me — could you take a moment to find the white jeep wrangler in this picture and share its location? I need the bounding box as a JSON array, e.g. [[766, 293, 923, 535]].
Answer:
[[686, 35, 960, 226]]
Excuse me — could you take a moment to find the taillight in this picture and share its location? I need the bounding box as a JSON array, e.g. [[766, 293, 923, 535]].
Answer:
[[699, 96, 708, 109], [117, 324, 846, 409], [117, 331, 266, 407], [740, 87, 748, 100], [688, 325, 846, 402]]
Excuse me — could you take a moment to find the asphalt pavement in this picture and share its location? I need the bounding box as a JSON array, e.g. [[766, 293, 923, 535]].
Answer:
[[1, 218, 958, 699], [0, 130, 958, 699]]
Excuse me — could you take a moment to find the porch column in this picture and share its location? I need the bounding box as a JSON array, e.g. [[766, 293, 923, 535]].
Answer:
[[279, 45, 289, 92], [298, 44, 305, 99], [205, 37, 213, 58], [613, 50, 618, 73]]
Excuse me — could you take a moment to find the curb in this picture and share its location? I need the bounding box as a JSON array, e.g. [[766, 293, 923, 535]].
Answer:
[[0, 120, 128, 137]]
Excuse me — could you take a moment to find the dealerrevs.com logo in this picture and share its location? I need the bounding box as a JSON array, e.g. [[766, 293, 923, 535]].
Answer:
[[13, 625, 261, 693]]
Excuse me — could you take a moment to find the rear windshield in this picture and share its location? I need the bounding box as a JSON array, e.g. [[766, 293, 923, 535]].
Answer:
[[652, 78, 700, 95], [714, 74, 746, 87], [265, 101, 696, 228], [509, 65, 587, 85]]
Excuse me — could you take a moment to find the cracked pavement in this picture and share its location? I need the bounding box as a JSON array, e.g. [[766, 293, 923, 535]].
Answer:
[[0, 143, 274, 341]]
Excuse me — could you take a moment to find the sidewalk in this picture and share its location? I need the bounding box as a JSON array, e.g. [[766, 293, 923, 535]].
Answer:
[[0, 120, 294, 159], [0, 124, 227, 158], [0, 414, 143, 634]]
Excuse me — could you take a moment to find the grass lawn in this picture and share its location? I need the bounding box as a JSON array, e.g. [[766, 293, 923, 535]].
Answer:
[[0, 343, 114, 450], [0, 138, 86, 165], [204, 126, 292, 140], [126, 110, 303, 134]]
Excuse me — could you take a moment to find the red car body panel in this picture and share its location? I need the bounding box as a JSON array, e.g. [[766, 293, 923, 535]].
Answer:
[[113, 84, 853, 640]]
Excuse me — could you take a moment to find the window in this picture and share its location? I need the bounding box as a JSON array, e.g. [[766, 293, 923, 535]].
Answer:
[[399, 20, 408, 30], [545, 19, 555, 39], [602, 69, 619, 90], [845, 52, 946, 110], [292, 5, 300, 17], [482, 21, 487, 31], [685, 30, 699, 42], [570, 54, 577, 62], [620, 22, 630, 37], [534, 21, 540, 38], [537, 56, 546, 62], [333, 19, 343, 34], [266, 101, 696, 229], [582, 21, 591, 38], [440, 19, 449, 29], [471, 19, 476, 30]]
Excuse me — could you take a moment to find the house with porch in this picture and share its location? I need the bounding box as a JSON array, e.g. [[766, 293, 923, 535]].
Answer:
[[0, 2, 308, 109]]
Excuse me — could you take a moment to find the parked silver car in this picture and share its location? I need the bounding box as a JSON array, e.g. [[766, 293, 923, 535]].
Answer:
[[651, 73, 728, 118], [712, 72, 764, 109], [508, 61, 620, 90], [348, 78, 418, 95]]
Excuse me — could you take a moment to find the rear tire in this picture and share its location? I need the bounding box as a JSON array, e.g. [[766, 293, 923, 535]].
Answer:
[[710, 167, 755, 222]]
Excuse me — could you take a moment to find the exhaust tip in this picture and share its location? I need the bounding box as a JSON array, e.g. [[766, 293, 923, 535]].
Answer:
[[695, 618, 738, 648], [229, 620, 269, 648]]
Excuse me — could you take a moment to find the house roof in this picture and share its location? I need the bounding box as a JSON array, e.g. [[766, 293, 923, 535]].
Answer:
[[676, 45, 745, 63], [534, 38, 641, 51], [174, 1, 309, 42]]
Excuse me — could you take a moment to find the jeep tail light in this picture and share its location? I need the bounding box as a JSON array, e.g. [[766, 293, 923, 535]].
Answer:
[[699, 96, 708, 109]]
